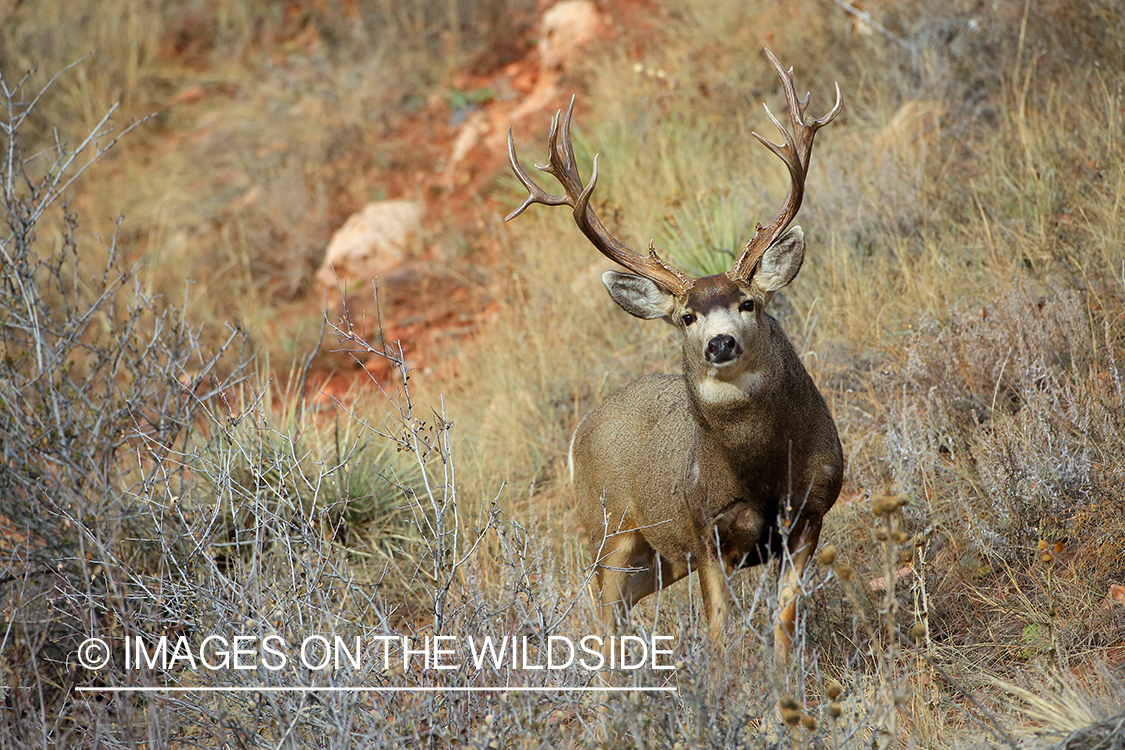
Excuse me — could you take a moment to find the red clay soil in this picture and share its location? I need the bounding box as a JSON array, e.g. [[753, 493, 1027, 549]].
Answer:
[[303, 0, 667, 404]]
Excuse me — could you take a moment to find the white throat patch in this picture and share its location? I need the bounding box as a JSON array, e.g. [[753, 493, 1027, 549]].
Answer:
[[696, 367, 764, 404]]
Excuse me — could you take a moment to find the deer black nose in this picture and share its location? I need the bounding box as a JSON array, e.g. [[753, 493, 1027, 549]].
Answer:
[[705, 334, 742, 364]]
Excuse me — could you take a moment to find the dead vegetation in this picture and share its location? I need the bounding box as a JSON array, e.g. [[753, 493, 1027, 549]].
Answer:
[[2, 0, 1124, 747]]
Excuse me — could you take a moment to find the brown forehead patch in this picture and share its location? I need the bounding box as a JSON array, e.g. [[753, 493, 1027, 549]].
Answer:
[[685, 274, 745, 313]]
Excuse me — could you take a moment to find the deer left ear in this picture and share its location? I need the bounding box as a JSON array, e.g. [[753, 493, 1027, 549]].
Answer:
[[750, 225, 805, 294]]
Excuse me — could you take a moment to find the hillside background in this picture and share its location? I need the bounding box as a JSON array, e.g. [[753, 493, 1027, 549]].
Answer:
[[1, 0, 1123, 747]]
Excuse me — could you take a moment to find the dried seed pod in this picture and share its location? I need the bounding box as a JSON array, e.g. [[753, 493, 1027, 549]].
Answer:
[[910, 622, 927, 639], [899, 548, 914, 564], [1041, 552, 1054, 564], [874, 528, 889, 542], [871, 496, 891, 517], [801, 715, 818, 731], [1038, 539, 1049, 551], [1054, 541, 1064, 553], [779, 697, 802, 727], [825, 679, 844, 700], [828, 701, 843, 718], [836, 564, 855, 581], [893, 530, 911, 545], [819, 545, 838, 566]]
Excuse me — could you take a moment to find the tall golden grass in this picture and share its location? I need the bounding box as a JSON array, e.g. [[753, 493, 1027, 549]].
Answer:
[[2, 0, 1123, 745]]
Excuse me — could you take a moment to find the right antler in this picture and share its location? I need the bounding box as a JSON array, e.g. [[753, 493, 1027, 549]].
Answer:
[[727, 49, 842, 283], [506, 97, 693, 297]]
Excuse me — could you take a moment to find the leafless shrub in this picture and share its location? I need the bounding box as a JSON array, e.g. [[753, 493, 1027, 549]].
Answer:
[[0, 64, 253, 746], [881, 278, 1119, 553]]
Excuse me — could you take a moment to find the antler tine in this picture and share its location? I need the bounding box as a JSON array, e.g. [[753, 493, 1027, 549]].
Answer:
[[728, 49, 842, 283], [545, 98, 581, 190], [505, 97, 693, 296], [506, 132, 563, 221], [505, 97, 588, 223]]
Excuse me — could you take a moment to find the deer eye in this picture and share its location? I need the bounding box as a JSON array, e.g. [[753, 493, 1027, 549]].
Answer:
[[681, 313, 697, 326], [739, 299, 755, 312]]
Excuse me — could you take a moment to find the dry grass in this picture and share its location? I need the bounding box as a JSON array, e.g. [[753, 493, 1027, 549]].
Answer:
[[2, 0, 1124, 746], [1, 0, 536, 362]]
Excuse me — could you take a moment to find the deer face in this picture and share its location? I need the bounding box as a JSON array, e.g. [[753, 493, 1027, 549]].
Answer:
[[602, 226, 807, 402]]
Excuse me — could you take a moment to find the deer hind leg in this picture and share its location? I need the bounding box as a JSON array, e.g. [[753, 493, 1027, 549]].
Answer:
[[593, 531, 656, 637], [776, 522, 822, 665], [594, 533, 685, 623], [696, 553, 731, 643]]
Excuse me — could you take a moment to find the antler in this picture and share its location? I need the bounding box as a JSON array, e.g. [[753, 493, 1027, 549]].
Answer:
[[506, 97, 693, 297], [727, 49, 843, 283]]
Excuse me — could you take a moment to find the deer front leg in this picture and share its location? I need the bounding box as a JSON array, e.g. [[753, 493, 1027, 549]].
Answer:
[[776, 522, 821, 665]]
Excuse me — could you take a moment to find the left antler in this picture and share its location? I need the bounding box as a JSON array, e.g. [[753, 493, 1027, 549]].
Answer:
[[727, 49, 842, 283]]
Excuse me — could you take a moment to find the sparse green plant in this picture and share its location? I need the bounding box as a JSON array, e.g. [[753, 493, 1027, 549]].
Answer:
[[655, 185, 749, 277]]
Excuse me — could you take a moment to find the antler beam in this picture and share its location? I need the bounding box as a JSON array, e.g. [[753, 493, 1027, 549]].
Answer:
[[507, 97, 693, 297]]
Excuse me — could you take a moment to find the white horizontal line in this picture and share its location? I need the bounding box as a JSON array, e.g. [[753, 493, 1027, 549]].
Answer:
[[77, 686, 676, 693]]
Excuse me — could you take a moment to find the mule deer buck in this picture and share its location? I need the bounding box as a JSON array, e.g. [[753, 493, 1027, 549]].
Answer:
[[506, 50, 843, 662]]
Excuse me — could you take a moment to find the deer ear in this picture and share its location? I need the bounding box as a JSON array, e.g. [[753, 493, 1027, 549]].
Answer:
[[751, 225, 805, 294], [602, 271, 677, 320]]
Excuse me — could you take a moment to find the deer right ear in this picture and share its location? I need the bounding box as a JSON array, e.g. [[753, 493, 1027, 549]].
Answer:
[[602, 271, 677, 320]]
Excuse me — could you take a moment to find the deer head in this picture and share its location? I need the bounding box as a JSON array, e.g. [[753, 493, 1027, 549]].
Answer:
[[506, 50, 841, 402]]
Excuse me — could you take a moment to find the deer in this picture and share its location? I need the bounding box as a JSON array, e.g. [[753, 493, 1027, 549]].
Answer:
[[505, 50, 844, 664]]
